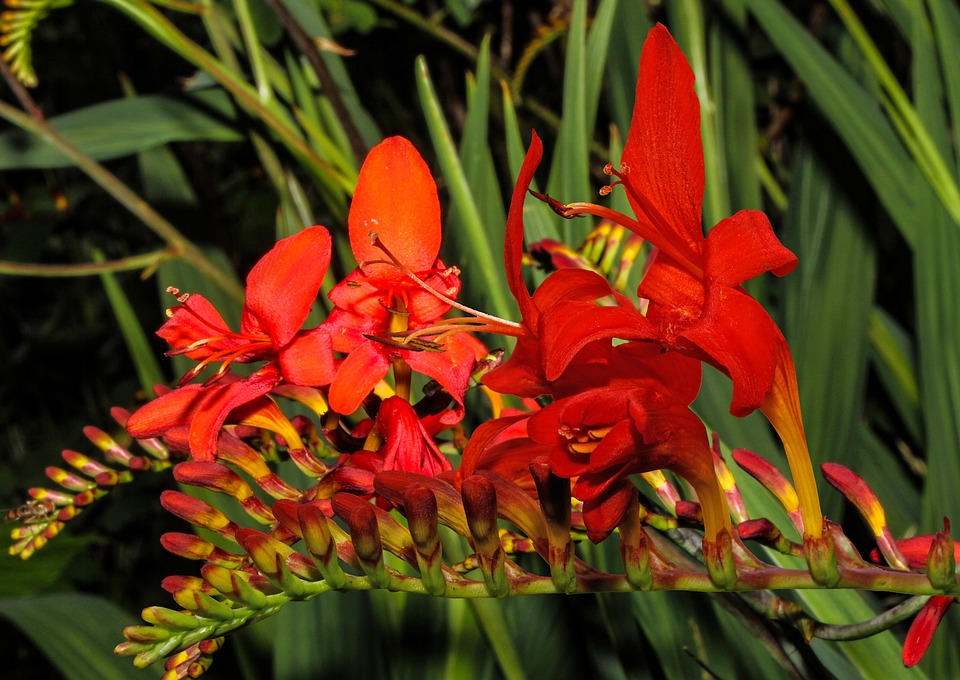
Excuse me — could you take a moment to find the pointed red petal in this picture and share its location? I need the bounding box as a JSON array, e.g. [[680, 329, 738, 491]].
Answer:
[[376, 396, 452, 476], [189, 365, 282, 461], [705, 210, 797, 286], [504, 132, 543, 326], [404, 334, 477, 418], [622, 24, 704, 250], [903, 596, 955, 667], [328, 341, 390, 415], [243, 226, 331, 347], [349, 137, 441, 283], [126, 384, 208, 438]]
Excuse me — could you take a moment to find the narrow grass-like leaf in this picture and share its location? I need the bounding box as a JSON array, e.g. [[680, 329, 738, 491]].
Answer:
[[869, 308, 922, 444], [0, 91, 241, 169], [546, 0, 590, 244], [0, 594, 164, 679], [95, 250, 165, 393], [746, 0, 918, 245], [779, 140, 877, 518], [416, 56, 512, 321]]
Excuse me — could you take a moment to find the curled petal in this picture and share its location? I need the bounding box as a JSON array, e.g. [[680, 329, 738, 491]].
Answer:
[[328, 341, 390, 416], [705, 210, 797, 286]]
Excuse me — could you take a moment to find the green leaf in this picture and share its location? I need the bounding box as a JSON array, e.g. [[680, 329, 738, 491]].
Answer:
[[0, 90, 242, 169], [0, 593, 164, 679], [745, 0, 918, 245], [95, 249, 166, 393], [416, 56, 513, 321]]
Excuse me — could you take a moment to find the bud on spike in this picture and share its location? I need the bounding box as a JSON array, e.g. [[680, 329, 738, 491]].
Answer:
[[530, 458, 575, 593], [461, 476, 508, 597], [403, 486, 446, 595], [927, 519, 957, 593], [298, 501, 347, 588], [334, 498, 390, 589]]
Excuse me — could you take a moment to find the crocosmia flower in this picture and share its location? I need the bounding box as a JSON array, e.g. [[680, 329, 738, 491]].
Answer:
[[502, 25, 823, 539], [324, 136, 479, 418], [127, 226, 336, 461]]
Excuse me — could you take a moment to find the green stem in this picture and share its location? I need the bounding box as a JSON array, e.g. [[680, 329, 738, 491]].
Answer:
[[0, 249, 172, 277], [812, 595, 931, 641]]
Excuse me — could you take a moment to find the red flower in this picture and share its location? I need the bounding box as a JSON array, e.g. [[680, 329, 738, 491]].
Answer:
[[127, 226, 336, 460], [504, 25, 823, 539], [324, 136, 479, 417]]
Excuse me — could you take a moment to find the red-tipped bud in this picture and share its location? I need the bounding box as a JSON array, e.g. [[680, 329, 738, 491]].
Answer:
[[732, 449, 801, 531], [141, 606, 200, 631], [461, 475, 508, 597], [160, 490, 238, 538], [235, 528, 307, 597], [175, 461, 275, 525], [299, 501, 347, 588], [461, 476, 500, 554], [333, 498, 389, 588], [821, 463, 888, 537], [201, 564, 268, 609], [173, 589, 235, 620], [375, 471, 470, 537], [61, 450, 110, 478], [45, 466, 94, 492], [160, 575, 209, 594], [530, 458, 575, 592]]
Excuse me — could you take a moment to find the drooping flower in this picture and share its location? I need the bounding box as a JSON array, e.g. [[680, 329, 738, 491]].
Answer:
[[324, 136, 481, 418], [127, 226, 336, 461]]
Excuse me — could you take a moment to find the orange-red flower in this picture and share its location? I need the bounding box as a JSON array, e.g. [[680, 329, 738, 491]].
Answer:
[[324, 136, 479, 418], [503, 25, 823, 539], [127, 226, 335, 461]]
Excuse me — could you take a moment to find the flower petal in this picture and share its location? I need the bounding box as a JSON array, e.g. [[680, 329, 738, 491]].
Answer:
[[328, 341, 390, 415], [903, 596, 955, 668], [504, 132, 543, 327], [349, 137, 441, 283], [622, 24, 704, 250], [243, 226, 332, 347], [376, 396, 452, 476], [189, 365, 283, 461], [126, 384, 208, 438], [157, 295, 239, 358], [679, 286, 784, 416], [278, 327, 336, 386], [705, 210, 797, 287]]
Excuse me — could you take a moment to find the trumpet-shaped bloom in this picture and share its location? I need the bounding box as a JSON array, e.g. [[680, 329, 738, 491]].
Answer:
[[127, 226, 336, 461], [325, 136, 479, 418]]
